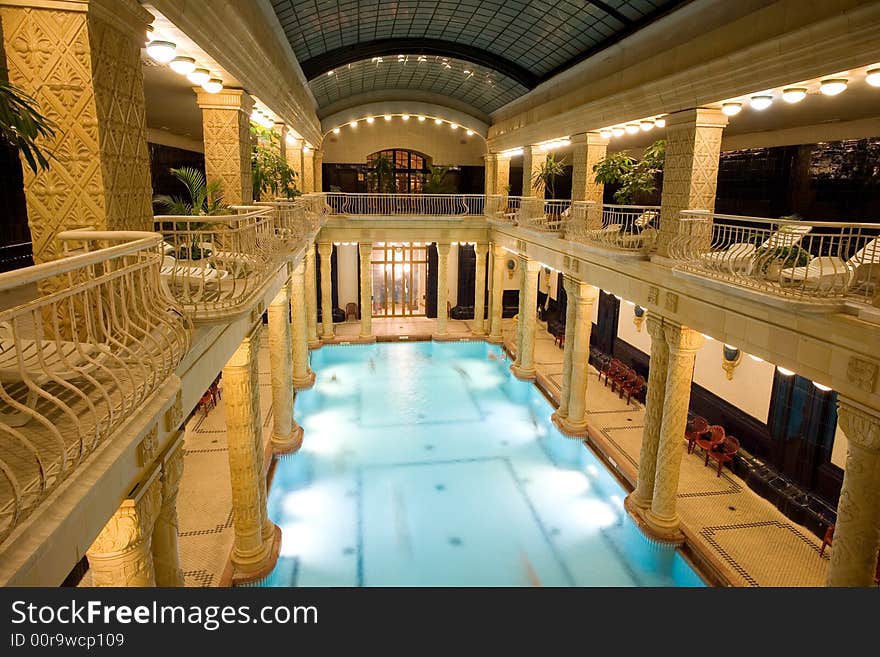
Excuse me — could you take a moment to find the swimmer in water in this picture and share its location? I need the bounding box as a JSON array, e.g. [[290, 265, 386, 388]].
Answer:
[[330, 373, 338, 382]]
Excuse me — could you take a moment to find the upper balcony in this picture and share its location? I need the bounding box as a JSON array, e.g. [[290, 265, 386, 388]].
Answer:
[[0, 230, 190, 544], [325, 193, 487, 218]]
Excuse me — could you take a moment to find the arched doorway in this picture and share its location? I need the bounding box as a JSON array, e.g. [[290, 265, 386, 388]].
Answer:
[[366, 149, 431, 193]]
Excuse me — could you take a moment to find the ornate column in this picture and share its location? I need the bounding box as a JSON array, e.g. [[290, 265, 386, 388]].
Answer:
[[643, 323, 704, 541], [472, 243, 488, 335], [222, 325, 279, 582], [268, 281, 305, 455], [0, 0, 153, 264], [554, 281, 597, 434], [301, 147, 315, 193], [313, 150, 323, 192], [359, 242, 374, 340], [513, 255, 526, 365], [627, 314, 669, 512], [551, 276, 577, 422], [511, 257, 541, 380], [87, 468, 162, 587], [272, 122, 287, 161], [522, 146, 545, 200], [656, 108, 728, 256], [195, 88, 254, 205], [286, 136, 304, 188], [152, 435, 185, 587], [304, 243, 321, 348], [495, 155, 511, 196], [827, 400, 880, 586], [289, 263, 315, 389], [484, 154, 497, 196], [317, 242, 334, 340], [434, 242, 450, 339], [570, 132, 608, 202], [488, 243, 506, 344]]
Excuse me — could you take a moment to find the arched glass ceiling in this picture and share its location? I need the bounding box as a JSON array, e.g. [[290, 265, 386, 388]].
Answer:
[[271, 1, 686, 106], [311, 55, 528, 115]]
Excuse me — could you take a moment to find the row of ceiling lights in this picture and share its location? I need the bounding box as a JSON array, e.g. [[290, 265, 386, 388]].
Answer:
[[145, 25, 224, 94], [331, 114, 476, 136], [327, 55, 492, 84]]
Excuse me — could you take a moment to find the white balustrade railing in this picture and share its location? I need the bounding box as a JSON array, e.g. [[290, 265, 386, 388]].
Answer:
[[257, 195, 327, 245], [565, 204, 661, 254], [0, 230, 190, 542], [154, 206, 278, 320], [516, 198, 574, 232], [669, 210, 880, 305], [323, 193, 485, 217]]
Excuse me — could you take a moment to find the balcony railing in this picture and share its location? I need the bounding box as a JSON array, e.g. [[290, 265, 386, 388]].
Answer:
[[565, 204, 661, 255], [669, 211, 880, 306], [257, 195, 327, 245], [0, 231, 190, 543], [324, 193, 486, 217], [154, 206, 278, 321], [516, 198, 573, 232]]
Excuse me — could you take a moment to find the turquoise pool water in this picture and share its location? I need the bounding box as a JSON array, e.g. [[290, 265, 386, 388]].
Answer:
[[264, 341, 705, 587]]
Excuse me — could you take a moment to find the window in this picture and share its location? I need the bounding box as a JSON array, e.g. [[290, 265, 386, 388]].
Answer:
[[365, 149, 431, 193]]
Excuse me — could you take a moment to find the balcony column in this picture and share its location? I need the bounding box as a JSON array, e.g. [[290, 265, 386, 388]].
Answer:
[[554, 281, 598, 435], [317, 242, 334, 340], [571, 132, 608, 229], [627, 314, 669, 512], [522, 146, 545, 200], [195, 88, 254, 205], [268, 281, 305, 455], [511, 257, 541, 380], [0, 0, 153, 264], [222, 325, 280, 583], [313, 150, 323, 193], [472, 242, 488, 335], [286, 137, 304, 188], [301, 147, 315, 193], [272, 122, 287, 161], [643, 323, 704, 541], [433, 242, 451, 339], [86, 469, 162, 587], [152, 435, 185, 587], [656, 108, 728, 257], [484, 154, 497, 196], [495, 155, 511, 196], [289, 263, 315, 389], [304, 243, 321, 348], [359, 242, 374, 340], [551, 276, 578, 422], [488, 243, 506, 344], [827, 400, 880, 587]]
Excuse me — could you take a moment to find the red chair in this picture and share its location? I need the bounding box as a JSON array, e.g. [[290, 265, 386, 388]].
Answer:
[[820, 524, 834, 556], [696, 424, 724, 461], [609, 362, 631, 394], [620, 374, 645, 404], [686, 416, 709, 454], [707, 436, 739, 476]]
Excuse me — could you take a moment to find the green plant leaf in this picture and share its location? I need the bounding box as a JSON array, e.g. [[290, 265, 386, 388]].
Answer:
[[0, 67, 57, 174]]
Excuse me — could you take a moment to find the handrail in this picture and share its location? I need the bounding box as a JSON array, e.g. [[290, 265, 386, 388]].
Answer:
[[564, 203, 660, 256], [681, 209, 880, 230]]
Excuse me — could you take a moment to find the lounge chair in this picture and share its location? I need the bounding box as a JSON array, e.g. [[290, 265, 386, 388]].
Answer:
[[160, 254, 228, 282], [702, 223, 812, 272], [780, 237, 880, 292]]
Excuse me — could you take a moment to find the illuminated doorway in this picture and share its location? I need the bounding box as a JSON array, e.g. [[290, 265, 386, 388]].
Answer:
[[371, 242, 428, 317]]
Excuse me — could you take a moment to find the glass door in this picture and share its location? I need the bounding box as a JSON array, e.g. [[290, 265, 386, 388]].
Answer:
[[371, 242, 428, 317]]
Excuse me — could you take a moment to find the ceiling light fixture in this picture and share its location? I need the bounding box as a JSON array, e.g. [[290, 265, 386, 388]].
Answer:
[[450, 123, 458, 129], [146, 40, 176, 63], [187, 68, 210, 85], [612, 127, 625, 137], [748, 354, 764, 362], [434, 118, 443, 125], [866, 69, 880, 87], [782, 87, 807, 103], [813, 381, 833, 391], [466, 129, 474, 136], [819, 78, 848, 96], [721, 102, 742, 116], [750, 95, 773, 110], [350, 120, 358, 128], [776, 366, 795, 376], [202, 78, 223, 94], [654, 117, 666, 128], [366, 116, 374, 124], [332, 127, 341, 134], [418, 115, 426, 122], [303, 145, 311, 153], [146, 25, 155, 44], [640, 120, 654, 131], [599, 129, 613, 139], [384, 114, 392, 121], [327, 70, 335, 77], [169, 56, 196, 75], [625, 124, 639, 134], [402, 114, 410, 121]]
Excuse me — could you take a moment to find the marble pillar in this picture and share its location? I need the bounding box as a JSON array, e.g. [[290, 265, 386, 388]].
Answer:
[[289, 263, 315, 389], [522, 146, 545, 200], [510, 258, 541, 380], [434, 243, 450, 338], [551, 276, 578, 422], [359, 242, 374, 340], [317, 242, 334, 340], [472, 243, 488, 335], [152, 435, 185, 587], [301, 148, 315, 193], [488, 243, 506, 344], [304, 243, 321, 348], [554, 281, 597, 435], [269, 281, 305, 454], [570, 132, 609, 203], [313, 150, 323, 193]]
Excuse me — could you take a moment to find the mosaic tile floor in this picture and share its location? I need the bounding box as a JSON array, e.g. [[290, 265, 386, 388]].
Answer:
[[173, 316, 832, 587]]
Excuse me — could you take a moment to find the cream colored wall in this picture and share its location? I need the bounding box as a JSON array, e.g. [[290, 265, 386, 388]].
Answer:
[[322, 121, 486, 165], [831, 423, 848, 469], [336, 244, 359, 311], [616, 303, 652, 352]]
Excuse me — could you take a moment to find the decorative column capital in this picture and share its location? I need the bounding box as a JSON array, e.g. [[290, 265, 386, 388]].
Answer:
[[521, 256, 542, 272], [663, 321, 704, 354], [837, 399, 880, 453], [571, 132, 610, 147], [359, 241, 373, 251], [226, 323, 262, 369], [571, 281, 598, 304], [317, 241, 333, 257], [159, 432, 185, 497], [89, 468, 162, 555], [194, 87, 254, 114], [664, 107, 729, 130], [436, 242, 451, 257]]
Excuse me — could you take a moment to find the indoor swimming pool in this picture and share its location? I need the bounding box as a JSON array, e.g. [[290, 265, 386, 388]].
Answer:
[[264, 341, 705, 587]]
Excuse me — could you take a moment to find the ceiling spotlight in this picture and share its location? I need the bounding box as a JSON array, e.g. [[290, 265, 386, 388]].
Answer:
[[146, 40, 176, 63], [350, 120, 358, 128], [434, 118, 443, 124], [463, 69, 471, 75], [625, 124, 639, 134], [819, 78, 848, 96], [327, 70, 335, 77], [654, 117, 666, 128], [600, 129, 613, 139], [813, 381, 833, 391], [776, 366, 795, 376], [750, 95, 773, 110], [366, 116, 374, 124], [640, 120, 654, 131], [402, 114, 410, 121], [721, 102, 742, 116], [418, 115, 426, 122], [748, 354, 764, 362], [146, 25, 155, 44], [202, 78, 223, 94], [450, 123, 458, 130], [303, 145, 311, 153], [285, 133, 296, 145], [384, 114, 392, 121], [612, 127, 625, 137], [187, 68, 211, 85], [866, 69, 880, 87], [417, 55, 427, 62], [782, 87, 807, 103], [332, 127, 341, 134], [466, 129, 474, 136], [169, 56, 196, 75]]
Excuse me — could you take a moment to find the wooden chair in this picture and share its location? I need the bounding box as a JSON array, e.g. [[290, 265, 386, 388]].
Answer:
[[707, 435, 740, 476], [621, 374, 645, 405], [198, 391, 215, 418], [609, 363, 632, 394], [686, 416, 710, 454], [345, 302, 358, 322], [696, 424, 725, 461]]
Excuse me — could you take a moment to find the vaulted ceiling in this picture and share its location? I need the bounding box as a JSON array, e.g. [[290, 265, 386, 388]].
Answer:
[[270, 0, 687, 115]]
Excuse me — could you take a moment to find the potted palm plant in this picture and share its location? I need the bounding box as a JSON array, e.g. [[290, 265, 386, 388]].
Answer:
[[154, 167, 228, 260], [531, 152, 566, 199], [593, 139, 666, 204]]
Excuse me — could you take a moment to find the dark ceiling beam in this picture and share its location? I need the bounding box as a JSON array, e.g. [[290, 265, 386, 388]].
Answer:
[[588, 1, 634, 26], [299, 38, 538, 89]]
